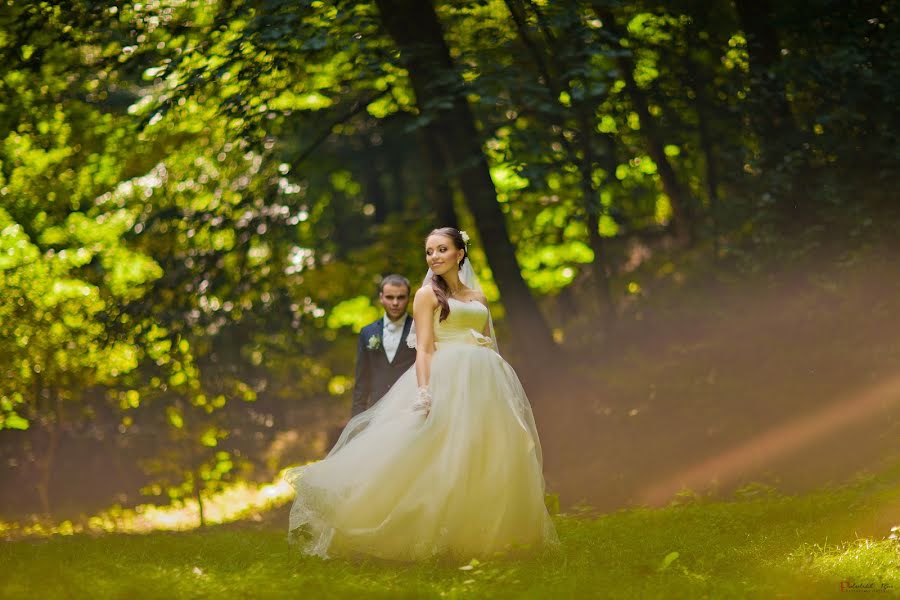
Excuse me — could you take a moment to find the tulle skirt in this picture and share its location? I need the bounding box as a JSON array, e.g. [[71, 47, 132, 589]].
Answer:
[[284, 341, 557, 561]]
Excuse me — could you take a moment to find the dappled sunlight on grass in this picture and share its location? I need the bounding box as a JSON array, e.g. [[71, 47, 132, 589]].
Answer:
[[787, 538, 900, 591], [3, 474, 897, 599], [0, 473, 295, 540]]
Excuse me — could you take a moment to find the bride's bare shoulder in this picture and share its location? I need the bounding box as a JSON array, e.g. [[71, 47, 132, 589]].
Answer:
[[473, 291, 489, 308], [414, 285, 438, 305]]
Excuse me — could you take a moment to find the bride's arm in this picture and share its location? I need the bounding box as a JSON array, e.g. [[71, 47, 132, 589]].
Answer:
[[413, 285, 438, 388]]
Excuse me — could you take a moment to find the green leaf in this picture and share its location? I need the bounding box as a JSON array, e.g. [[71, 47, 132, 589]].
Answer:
[[327, 296, 379, 333], [659, 551, 680, 571], [1, 412, 30, 431], [200, 428, 219, 447]]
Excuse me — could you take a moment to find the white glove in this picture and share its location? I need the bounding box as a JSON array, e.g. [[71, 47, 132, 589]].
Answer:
[[412, 386, 432, 413]]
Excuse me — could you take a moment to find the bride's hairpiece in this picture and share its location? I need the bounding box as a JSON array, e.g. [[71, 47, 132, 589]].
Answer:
[[459, 230, 470, 246]]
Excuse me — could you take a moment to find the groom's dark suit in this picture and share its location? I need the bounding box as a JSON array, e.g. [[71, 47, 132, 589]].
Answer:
[[351, 316, 416, 417]]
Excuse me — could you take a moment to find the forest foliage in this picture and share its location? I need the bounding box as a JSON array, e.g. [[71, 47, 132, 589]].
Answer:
[[0, 0, 897, 517]]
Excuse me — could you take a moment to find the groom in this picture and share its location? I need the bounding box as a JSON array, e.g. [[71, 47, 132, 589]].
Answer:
[[351, 274, 416, 417]]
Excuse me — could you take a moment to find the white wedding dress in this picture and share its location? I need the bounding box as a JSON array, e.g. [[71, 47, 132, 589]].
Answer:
[[284, 298, 557, 560]]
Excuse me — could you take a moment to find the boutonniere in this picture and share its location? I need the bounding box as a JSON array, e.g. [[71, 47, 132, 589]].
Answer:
[[367, 335, 381, 350]]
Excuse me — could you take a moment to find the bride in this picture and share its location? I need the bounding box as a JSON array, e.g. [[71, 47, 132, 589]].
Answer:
[[284, 227, 557, 560]]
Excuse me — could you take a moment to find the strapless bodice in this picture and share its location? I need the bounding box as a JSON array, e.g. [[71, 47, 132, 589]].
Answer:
[[434, 298, 492, 347]]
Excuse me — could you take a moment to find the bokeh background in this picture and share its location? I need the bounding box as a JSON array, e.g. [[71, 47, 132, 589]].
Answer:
[[1, 0, 897, 533]]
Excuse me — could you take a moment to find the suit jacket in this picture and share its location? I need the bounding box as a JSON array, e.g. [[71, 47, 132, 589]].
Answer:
[[351, 316, 416, 417]]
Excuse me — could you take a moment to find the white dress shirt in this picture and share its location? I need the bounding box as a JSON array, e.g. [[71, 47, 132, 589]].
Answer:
[[382, 314, 408, 363]]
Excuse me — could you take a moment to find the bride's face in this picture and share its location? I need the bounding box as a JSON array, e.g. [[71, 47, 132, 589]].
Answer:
[[425, 234, 464, 276]]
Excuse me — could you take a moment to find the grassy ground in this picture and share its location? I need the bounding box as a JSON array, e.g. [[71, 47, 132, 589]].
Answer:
[[2, 470, 897, 599]]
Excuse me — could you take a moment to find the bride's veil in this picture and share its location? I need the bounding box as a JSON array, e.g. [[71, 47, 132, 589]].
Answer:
[[421, 260, 499, 355]]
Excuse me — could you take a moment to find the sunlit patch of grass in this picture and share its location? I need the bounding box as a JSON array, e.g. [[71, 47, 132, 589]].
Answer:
[[788, 538, 900, 589], [0, 474, 294, 540], [1, 473, 897, 599]]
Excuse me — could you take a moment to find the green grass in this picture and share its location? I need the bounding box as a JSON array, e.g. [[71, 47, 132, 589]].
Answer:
[[1, 476, 897, 599]]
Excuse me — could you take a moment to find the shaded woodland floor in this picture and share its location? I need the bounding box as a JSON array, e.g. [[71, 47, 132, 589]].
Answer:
[[531, 245, 900, 511]]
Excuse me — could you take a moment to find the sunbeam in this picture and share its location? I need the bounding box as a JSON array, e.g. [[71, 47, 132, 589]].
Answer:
[[638, 374, 900, 505]]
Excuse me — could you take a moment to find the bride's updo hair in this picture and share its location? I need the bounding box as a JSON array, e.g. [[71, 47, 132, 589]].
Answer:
[[427, 227, 467, 322]]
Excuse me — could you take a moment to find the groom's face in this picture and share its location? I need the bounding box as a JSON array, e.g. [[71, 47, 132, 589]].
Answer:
[[380, 283, 410, 321]]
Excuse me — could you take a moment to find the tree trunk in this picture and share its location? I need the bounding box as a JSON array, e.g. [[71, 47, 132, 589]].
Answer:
[[684, 40, 722, 258], [361, 136, 388, 224], [619, 63, 692, 245], [419, 127, 458, 229], [593, 7, 693, 245], [374, 0, 556, 354], [733, 0, 793, 145], [35, 390, 61, 516], [195, 475, 206, 528], [504, 0, 614, 318], [386, 146, 408, 216], [696, 93, 721, 258], [733, 0, 810, 226], [578, 111, 614, 320]]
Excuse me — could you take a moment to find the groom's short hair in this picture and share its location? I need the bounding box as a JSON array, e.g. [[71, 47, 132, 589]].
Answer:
[[379, 274, 410, 294]]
